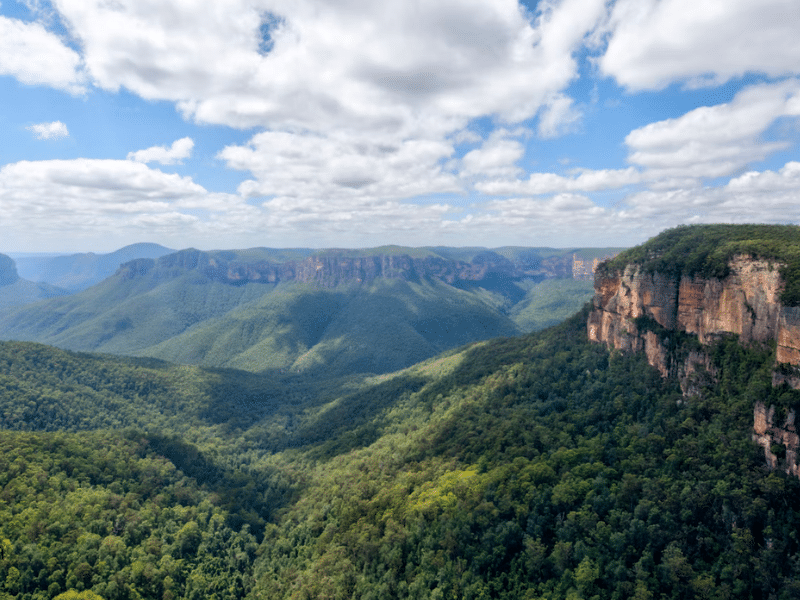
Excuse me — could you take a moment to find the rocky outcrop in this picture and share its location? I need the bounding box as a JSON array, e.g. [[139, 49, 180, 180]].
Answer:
[[115, 248, 590, 291], [753, 401, 800, 477], [588, 256, 800, 380], [589, 254, 800, 477]]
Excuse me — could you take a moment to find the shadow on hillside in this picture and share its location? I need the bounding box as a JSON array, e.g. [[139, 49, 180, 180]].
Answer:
[[289, 373, 429, 460], [186, 307, 591, 466], [140, 432, 294, 540], [196, 368, 295, 431]]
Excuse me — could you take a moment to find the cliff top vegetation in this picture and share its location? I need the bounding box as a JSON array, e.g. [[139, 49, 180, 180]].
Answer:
[[599, 224, 800, 305]]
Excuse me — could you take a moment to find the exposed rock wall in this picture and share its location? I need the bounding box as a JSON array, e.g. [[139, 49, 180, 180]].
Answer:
[[753, 401, 800, 478], [115, 249, 570, 289], [589, 254, 800, 477], [588, 256, 800, 376]]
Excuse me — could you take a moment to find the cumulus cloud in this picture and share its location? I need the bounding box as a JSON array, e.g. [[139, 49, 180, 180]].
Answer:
[[44, 0, 607, 207], [479, 79, 800, 199], [625, 80, 800, 182], [476, 167, 641, 195], [0, 158, 252, 248], [0, 15, 84, 93], [127, 137, 195, 165], [600, 0, 800, 90], [5, 0, 800, 249], [26, 121, 69, 140], [220, 130, 460, 202], [727, 161, 800, 192], [442, 193, 627, 247], [537, 94, 582, 138], [460, 131, 526, 179], [49, 0, 604, 131]]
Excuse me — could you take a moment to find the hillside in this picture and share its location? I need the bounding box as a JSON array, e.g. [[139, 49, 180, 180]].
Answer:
[[0, 253, 70, 309], [0, 246, 614, 377], [12, 243, 174, 292], [7, 228, 799, 598], [3, 287, 800, 597]]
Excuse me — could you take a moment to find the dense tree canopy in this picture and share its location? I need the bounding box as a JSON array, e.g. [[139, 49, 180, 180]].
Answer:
[[1, 300, 800, 597]]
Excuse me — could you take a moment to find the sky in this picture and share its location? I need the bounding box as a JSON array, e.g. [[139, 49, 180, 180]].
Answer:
[[1, 0, 799, 253]]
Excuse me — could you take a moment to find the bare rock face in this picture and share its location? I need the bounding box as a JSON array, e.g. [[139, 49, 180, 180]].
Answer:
[[115, 249, 538, 289], [588, 256, 800, 381], [676, 257, 783, 345], [589, 254, 800, 478], [753, 401, 800, 478], [778, 307, 800, 367]]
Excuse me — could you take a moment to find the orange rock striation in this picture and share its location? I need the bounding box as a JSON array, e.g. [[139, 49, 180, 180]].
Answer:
[[588, 255, 800, 476]]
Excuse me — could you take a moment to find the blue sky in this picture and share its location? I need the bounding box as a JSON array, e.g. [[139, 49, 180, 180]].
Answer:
[[1, 0, 799, 252]]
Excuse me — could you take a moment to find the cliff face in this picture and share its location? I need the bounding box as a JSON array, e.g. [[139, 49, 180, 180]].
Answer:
[[588, 254, 800, 475], [115, 249, 579, 290], [753, 401, 800, 478], [588, 257, 791, 352]]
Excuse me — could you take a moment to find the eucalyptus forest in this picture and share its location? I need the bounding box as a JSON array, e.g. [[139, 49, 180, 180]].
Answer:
[[2, 229, 800, 599]]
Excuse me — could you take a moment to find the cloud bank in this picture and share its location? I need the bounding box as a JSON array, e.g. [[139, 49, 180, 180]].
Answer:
[[0, 0, 798, 250]]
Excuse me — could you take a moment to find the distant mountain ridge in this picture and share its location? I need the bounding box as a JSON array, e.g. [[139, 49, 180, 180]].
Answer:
[[0, 244, 621, 377], [0, 252, 69, 309], [116, 245, 619, 289], [13, 242, 174, 291]]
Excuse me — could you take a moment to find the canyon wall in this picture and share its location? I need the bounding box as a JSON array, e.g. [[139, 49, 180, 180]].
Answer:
[[587, 256, 792, 353], [115, 248, 585, 290], [588, 255, 800, 475]]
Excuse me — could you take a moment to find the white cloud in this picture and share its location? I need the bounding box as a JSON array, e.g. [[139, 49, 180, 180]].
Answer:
[[0, 158, 253, 249], [625, 80, 800, 182], [0, 15, 84, 93], [476, 167, 640, 195], [537, 93, 582, 138], [26, 121, 69, 140], [127, 137, 195, 165], [600, 0, 800, 90], [727, 161, 800, 192], [43, 0, 607, 208], [622, 180, 800, 225], [460, 131, 526, 179], [49, 0, 605, 131], [447, 193, 628, 246], [220, 130, 461, 202]]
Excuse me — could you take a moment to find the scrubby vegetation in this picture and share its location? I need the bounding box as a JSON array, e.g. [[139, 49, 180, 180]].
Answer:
[[601, 224, 800, 305]]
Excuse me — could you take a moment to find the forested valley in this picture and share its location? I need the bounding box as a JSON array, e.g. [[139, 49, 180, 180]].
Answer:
[[2, 298, 800, 599]]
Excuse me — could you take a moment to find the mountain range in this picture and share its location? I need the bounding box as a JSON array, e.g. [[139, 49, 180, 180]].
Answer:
[[0, 245, 618, 377], [10, 242, 174, 291], [0, 252, 69, 310]]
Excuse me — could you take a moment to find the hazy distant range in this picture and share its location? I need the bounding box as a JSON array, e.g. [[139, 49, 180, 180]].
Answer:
[[0, 243, 622, 377]]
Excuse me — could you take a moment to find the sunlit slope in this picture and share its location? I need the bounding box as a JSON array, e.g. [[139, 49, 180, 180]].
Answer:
[[0, 270, 274, 355], [143, 278, 518, 376], [2, 300, 800, 598], [0, 269, 519, 376]]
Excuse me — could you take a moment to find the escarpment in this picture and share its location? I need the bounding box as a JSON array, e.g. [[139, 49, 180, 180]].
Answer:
[[114, 247, 597, 290], [588, 224, 800, 477], [587, 256, 798, 372]]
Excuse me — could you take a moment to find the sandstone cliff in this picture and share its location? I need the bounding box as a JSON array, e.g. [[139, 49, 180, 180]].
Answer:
[[588, 255, 800, 376], [753, 401, 800, 478], [115, 248, 597, 292], [588, 253, 800, 476]]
